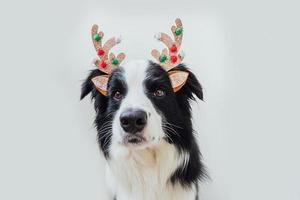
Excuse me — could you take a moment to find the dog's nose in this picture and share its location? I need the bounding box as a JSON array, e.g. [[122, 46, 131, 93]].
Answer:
[[119, 109, 147, 134]]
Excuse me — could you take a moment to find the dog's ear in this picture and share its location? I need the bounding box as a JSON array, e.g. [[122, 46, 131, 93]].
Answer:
[[91, 75, 109, 96], [173, 65, 203, 101], [168, 70, 189, 92], [185, 69, 203, 100], [80, 69, 103, 100]]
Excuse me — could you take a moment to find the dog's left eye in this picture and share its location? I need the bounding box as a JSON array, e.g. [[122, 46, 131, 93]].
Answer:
[[153, 89, 165, 97], [113, 91, 123, 101]]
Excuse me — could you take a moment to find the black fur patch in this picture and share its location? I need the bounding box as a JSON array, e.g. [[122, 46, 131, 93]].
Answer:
[[145, 62, 207, 186], [81, 68, 127, 158]]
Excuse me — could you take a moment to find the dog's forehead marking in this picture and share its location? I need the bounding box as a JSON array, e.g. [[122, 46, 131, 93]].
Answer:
[[118, 60, 152, 111], [122, 60, 149, 86]]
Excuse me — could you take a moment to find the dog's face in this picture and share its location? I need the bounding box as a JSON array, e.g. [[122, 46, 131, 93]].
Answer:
[[81, 60, 203, 157]]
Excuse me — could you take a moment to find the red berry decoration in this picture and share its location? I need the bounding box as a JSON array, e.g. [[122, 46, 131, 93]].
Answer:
[[97, 49, 105, 56], [170, 55, 178, 63], [99, 60, 107, 68], [170, 44, 177, 53]]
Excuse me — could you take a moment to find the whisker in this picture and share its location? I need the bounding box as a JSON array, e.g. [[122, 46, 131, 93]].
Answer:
[[162, 124, 181, 138], [164, 133, 174, 143], [102, 133, 112, 152], [98, 120, 113, 129], [163, 121, 183, 129], [98, 129, 112, 141], [103, 112, 114, 120]]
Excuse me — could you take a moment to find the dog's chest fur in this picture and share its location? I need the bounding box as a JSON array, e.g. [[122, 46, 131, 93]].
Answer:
[[105, 141, 196, 200]]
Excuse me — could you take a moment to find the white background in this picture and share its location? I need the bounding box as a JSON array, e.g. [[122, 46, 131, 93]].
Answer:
[[0, 0, 299, 199]]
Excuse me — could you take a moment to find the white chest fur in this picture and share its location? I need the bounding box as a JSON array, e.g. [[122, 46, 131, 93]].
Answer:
[[105, 141, 196, 200]]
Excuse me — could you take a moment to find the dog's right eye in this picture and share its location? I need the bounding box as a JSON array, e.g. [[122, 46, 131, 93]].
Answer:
[[113, 91, 123, 101], [153, 89, 165, 98]]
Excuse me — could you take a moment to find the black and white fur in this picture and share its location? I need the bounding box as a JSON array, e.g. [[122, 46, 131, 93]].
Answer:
[[81, 60, 206, 200]]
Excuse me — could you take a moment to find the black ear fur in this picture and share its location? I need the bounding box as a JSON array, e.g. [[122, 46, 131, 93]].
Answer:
[[80, 69, 102, 100], [185, 69, 203, 101], [173, 64, 204, 101]]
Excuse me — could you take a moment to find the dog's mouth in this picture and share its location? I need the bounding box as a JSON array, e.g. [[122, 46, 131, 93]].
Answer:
[[124, 134, 147, 146]]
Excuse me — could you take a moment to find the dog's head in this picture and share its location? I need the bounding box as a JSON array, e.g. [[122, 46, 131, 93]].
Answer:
[[81, 18, 203, 158], [81, 60, 203, 157]]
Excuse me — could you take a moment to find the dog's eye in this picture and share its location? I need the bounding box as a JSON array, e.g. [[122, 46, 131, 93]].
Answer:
[[113, 91, 123, 101], [153, 89, 165, 97]]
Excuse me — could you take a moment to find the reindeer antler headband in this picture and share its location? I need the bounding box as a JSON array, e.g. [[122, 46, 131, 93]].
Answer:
[[151, 18, 185, 71], [151, 18, 189, 92], [90, 24, 126, 96], [90, 18, 188, 95]]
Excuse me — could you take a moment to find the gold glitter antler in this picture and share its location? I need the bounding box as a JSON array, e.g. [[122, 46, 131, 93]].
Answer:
[[151, 18, 189, 92], [91, 24, 126, 75], [90, 24, 126, 96], [151, 18, 185, 71]]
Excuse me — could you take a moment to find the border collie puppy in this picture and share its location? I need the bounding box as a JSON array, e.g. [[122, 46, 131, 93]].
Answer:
[[81, 60, 206, 200]]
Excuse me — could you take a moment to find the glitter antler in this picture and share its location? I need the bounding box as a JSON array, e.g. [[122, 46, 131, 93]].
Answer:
[[91, 24, 126, 74], [151, 18, 185, 71], [151, 18, 189, 92], [91, 24, 126, 96]]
